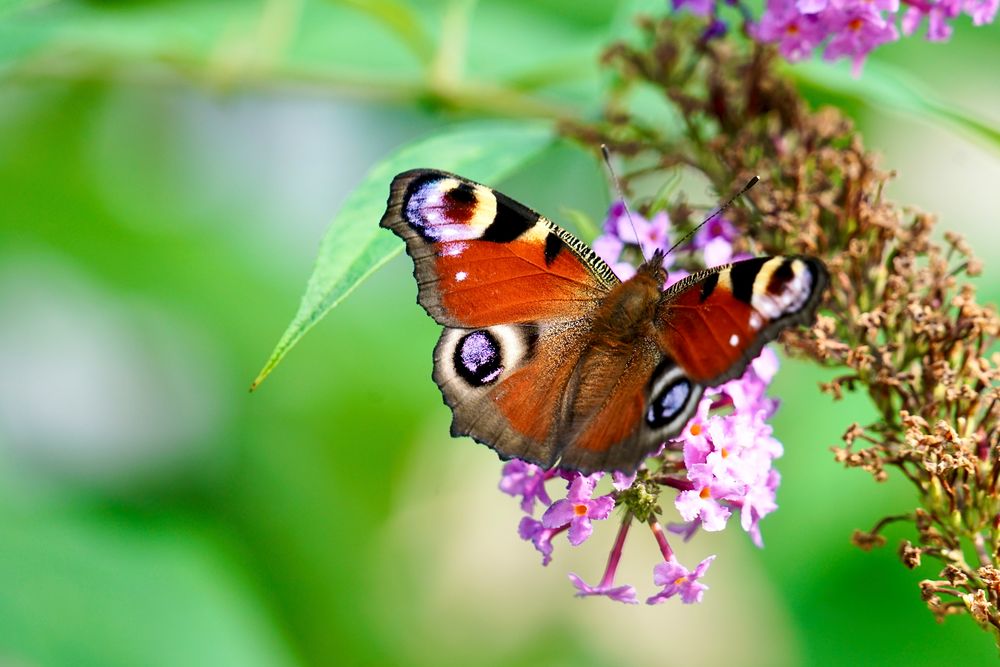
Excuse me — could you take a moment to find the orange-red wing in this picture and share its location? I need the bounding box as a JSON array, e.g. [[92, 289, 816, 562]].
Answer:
[[433, 322, 591, 469], [380, 170, 618, 328], [656, 257, 828, 385]]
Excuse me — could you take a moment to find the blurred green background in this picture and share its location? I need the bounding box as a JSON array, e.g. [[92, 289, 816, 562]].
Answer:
[[1, 1, 999, 665]]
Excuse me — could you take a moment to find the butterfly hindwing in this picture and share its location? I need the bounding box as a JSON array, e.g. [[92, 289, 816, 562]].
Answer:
[[380, 169, 618, 328], [557, 342, 705, 473], [433, 322, 591, 467], [433, 321, 705, 473], [656, 256, 828, 384]]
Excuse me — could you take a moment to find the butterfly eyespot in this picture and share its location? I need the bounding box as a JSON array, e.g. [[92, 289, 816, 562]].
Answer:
[[454, 330, 504, 387], [646, 377, 692, 428], [403, 176, 496, 242], [750, 258, 814, 318]]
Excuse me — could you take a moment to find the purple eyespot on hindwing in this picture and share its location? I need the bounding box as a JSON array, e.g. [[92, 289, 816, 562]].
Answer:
[[455, 330, 503, 386], [647, 378, 691, 428]]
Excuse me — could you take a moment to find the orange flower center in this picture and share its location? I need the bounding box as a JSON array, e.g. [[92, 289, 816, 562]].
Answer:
[[690, 423, 702, 436], [674, 576, 689, 585], [849, 17, 863, 31], [699, 486, 712, 499], [573, 503, 588, 517], [786, 22, 800, 35], [721, 448, 729, 459]]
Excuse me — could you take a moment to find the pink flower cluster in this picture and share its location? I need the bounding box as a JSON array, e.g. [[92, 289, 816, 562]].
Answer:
[[497, 203, 786, 604], [503, 462, 716, 604], [674, 0, 998, 74], [672, 348, 783, 548]]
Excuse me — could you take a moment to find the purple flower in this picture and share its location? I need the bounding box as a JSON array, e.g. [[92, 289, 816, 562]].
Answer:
[[646, 555, 716, 605], [702, 236, 735, 266], [677, 416, 782, 538], [754, 0, 828, 61], [965, 0, 999, 25], [664, 267, 690, 289], [901, 0, 961, 39], [518, 517, 557, 566], [542, 474, 615, 545], [672, 346, 785, 543], [751, 346, 780, 384], [797, 0, 828, 12], [603, 201, 671, 259], [592, 233, 637, 280], [594, 200, 684, 282], [568, 573, 639, 604], [499, 460, 554, 515], [676, 0, 996, 73], [702, 17, 729, 40], [739, 468, 781, 547], [673, 0, 716, 16], [667, 519, 702, 542], [692, 216, 738, 249], [822, 6, 899, 74], [612, 470, 637, 491], [569, 515, 638, 604], [675, 485, 733, 531]]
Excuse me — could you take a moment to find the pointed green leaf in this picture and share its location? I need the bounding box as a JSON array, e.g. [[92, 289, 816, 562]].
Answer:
[[251, 120, 555, 389]]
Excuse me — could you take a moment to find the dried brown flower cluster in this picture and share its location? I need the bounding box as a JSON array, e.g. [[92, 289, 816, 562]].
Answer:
[[564, 16, 1000, 639]]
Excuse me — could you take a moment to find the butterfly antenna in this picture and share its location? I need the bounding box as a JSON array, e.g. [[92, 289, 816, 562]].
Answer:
[[601, 144, 646, 262], [663, 175, 760, 259]]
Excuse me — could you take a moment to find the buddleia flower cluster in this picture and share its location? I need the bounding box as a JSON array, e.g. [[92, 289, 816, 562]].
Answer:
[[672, 0, 998, 73], [499, 204, 787, 604], [567, 15, 999, 641]]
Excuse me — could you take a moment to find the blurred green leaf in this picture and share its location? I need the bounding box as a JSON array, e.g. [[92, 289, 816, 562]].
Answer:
[[790, 58, 1000, 152], [251, 120, 555, 389], [0, 508, 298, 667], [332, 0, 435, 64], [0, 0, 38, 16]]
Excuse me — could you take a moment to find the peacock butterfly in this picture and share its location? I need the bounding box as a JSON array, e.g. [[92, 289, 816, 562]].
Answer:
[[380, 169, 827, 474]]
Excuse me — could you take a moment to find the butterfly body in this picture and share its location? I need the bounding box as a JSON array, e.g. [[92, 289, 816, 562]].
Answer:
[[381, 169, 827, 473]]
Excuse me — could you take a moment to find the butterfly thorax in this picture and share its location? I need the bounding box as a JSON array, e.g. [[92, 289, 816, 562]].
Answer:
[[587, 253, 666, 349]]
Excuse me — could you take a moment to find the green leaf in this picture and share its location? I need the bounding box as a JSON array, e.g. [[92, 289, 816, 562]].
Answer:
[[789, 58, 1000, 152], [331, 0, 436, 64], [0, 508, 299, 667], [251, 120, 555, 389]]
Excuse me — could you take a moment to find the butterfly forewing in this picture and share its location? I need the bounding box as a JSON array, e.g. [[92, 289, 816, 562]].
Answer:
[[656, 256, 828, 384], [380, 169, 618, 328]]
